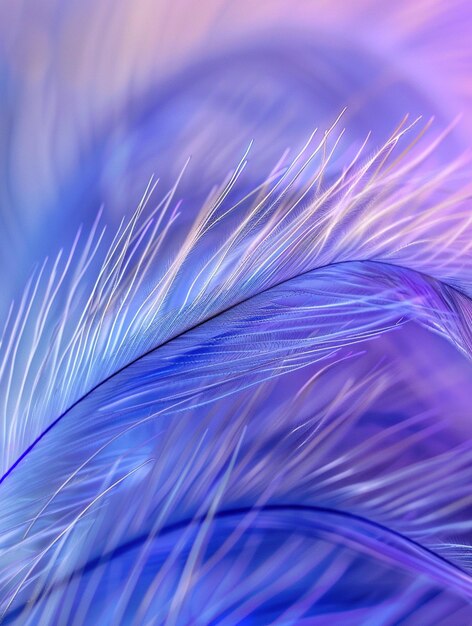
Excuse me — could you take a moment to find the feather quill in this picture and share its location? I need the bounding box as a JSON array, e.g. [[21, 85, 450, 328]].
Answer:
[[1, 116, 472, 623]]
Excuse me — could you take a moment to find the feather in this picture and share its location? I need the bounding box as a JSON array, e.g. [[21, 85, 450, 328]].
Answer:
[[2, 1, 472, 623], [1, 118, 472, 623]]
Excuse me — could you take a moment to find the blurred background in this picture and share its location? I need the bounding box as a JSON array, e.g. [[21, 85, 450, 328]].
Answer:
[[1, 0, 471, 311]]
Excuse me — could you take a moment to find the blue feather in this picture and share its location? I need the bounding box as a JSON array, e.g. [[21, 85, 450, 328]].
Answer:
[[1, 123, 472, 622], [1, 2, 472, 622]]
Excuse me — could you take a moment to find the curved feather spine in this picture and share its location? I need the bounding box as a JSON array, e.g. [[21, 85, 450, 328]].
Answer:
[[1, 121, 472, 621], [0, 118, 471, 473]]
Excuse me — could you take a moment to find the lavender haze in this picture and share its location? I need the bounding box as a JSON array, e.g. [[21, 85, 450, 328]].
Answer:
[[0, 1, 472, 624]]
